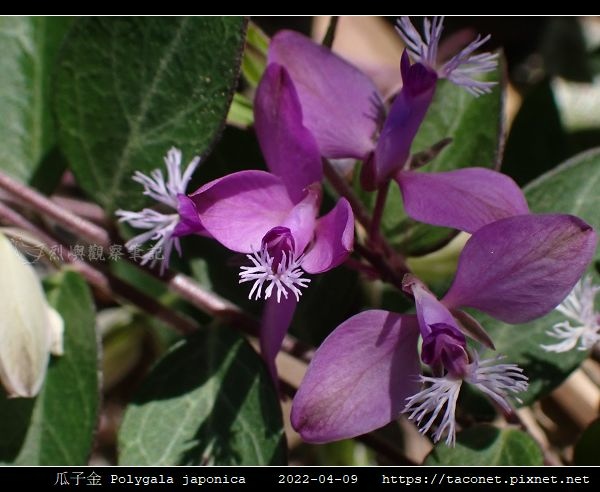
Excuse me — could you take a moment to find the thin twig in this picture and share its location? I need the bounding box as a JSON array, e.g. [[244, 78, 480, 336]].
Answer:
[[0, 201, 197, 335], [370, 183, 389, 245], [323, 159, 372, 230], [407, 137, 453, 170], [0, 172, 110, 247], [355, 242, 406, 292], [321, 16, 339, 49], [0, 172, 242, 322], [0, 170, 316, 363], [51, 195, 109, 226], [322, 160, 410, 280], [0, 172, 420, 466], [344, 256, 380, 278]]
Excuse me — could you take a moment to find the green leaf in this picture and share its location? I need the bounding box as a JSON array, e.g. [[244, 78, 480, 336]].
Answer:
[[0, 271, 100, 464], [0, 17, 71, 183], [425, 425, 543, 465], [380, 182, 456, 256], [480, 148, 600, 405], [475, 309, 593, 407], [118, 327, 286, 465], [226, 92, 254, 129], [526, 147, 600, 238], [379, 58, 505, 255], [54, 17, 246, 212], [412, 60, 505, 173], [312, 440, 374, 466], [241, 22, 269, 88], [186, 236, 262, 318], [573, 418, 600, 465]]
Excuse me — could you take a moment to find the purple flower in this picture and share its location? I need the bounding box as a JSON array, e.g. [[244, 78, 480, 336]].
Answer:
[[541, 276, 600, 353], [292, 214, 597, 445], [404, 355, 528, 446], [268, 21, 528, 235], [190, 64, 354, 380], [116, 147, 205, 273], [396, 16, 498, 96]]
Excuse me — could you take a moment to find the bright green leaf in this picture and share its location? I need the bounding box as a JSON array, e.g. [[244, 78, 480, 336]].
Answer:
[[412, 60, 505, 172], [0, 271, 100, 464], [241, 22, 269, 88], [0, 17, 71, 183], [54, 17, 246, 212], [425, 425, 543, 465], [227, 92, 254, 129], [118, 328, 286, 465]]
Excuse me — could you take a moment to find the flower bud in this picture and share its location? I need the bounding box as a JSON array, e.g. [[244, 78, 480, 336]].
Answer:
[[0, 233, 64, 398]]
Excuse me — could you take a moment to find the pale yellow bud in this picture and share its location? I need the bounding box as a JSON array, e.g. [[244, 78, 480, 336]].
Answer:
[[0, 233, 64, 397]]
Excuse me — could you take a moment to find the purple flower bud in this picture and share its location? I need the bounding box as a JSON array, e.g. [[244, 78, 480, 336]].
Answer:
[[422, 325, 469, 378], [396, 16, 498, 96], [261, 226, 296, 271], [362, 52, 437, 190]]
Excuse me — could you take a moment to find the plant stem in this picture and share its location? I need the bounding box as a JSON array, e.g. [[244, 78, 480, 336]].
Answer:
[[370, 182, 389, 245], [354, 242, 406, 292], [321, 16, 339, 49], [0, 173, 420, 466], [344, 256, 380, 278], [51, 195, 108, 226], [0, 170, 316, 363], [0, 171, 110, 247], [322, 159, 372, 230], [0, 200, 197, 335], [321, 160, 411, 282]]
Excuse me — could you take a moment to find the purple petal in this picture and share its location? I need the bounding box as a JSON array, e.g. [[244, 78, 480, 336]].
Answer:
[[404, 276, 468, 376], [262, 226, 296, 270], [291, 310, 421, 443], [402, 275, 452, 338], [255, 64, 323, 201], [363, 54, 437, 190], [173, 194, 207, 237], [303, 198, 354, 274], [443, 214, 598, 323], [396, 168, 530, 233], [189, 171, 294, 253], [450, 308, 495, 349], [281, 185, 320, 255], [261, 296, 297, 384], [269, 30, 384, 160]]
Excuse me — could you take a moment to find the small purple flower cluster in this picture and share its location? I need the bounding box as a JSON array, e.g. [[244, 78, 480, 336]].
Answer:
[[117, 17, 597, 446]]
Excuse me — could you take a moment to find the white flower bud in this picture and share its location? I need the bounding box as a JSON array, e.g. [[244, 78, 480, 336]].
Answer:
[[0, 233, 64, 398]]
